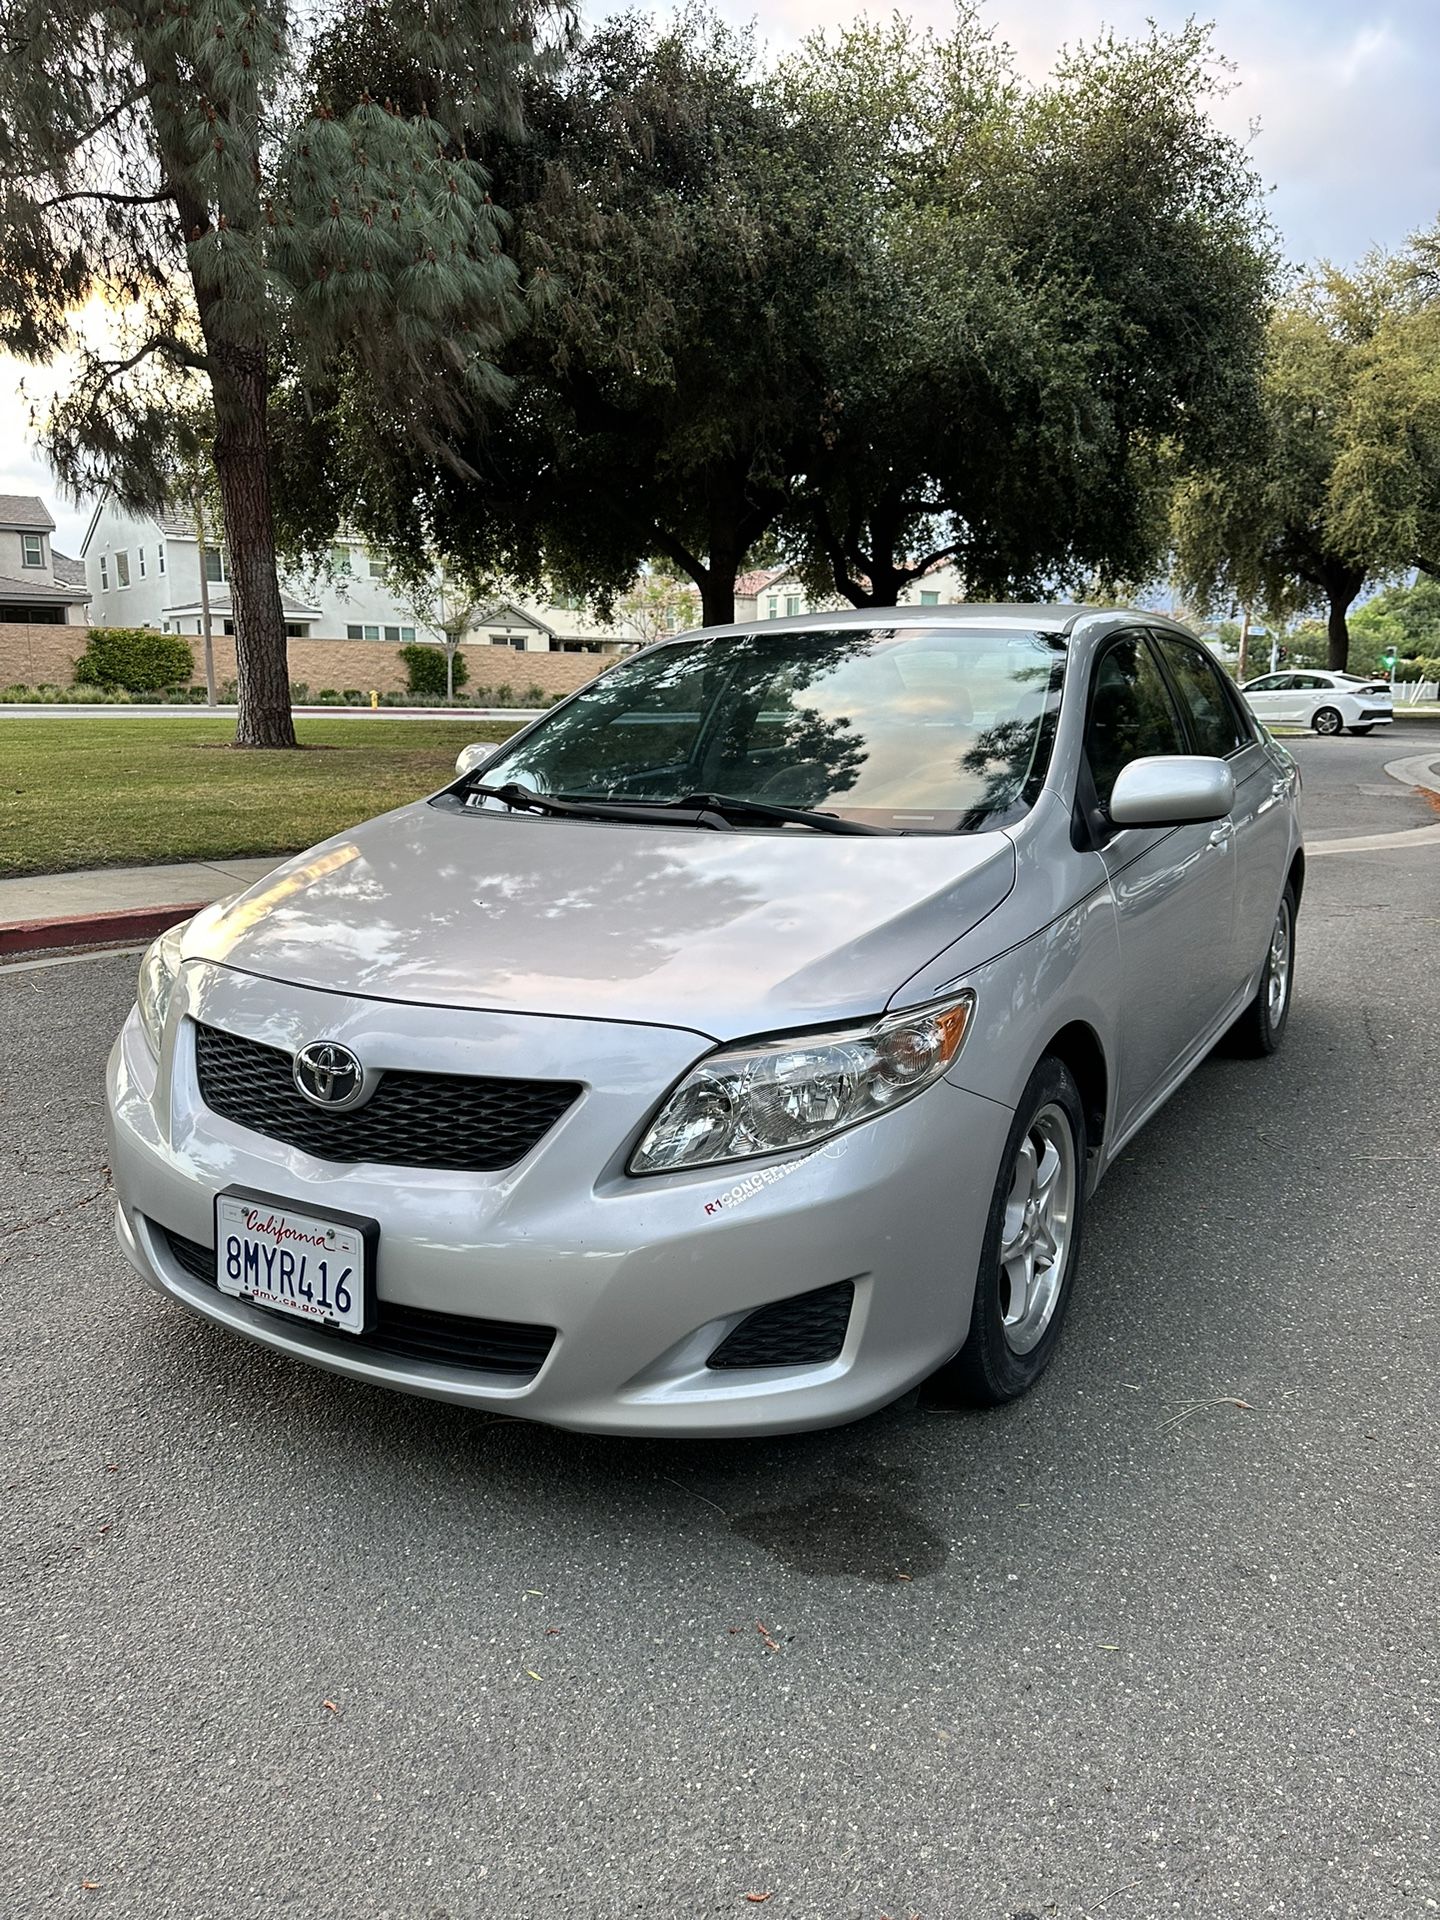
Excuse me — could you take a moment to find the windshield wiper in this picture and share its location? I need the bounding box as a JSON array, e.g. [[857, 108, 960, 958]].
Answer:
[[463, 782, 733, 828], [463, 781, 890, 835], [674, 792, 891, 835]]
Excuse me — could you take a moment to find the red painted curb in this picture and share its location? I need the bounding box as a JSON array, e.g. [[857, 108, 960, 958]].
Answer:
[[0, 901, 208, 958]]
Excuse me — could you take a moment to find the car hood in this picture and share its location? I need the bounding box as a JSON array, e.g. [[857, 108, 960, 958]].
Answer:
[[183, 801, 1017, 1040]]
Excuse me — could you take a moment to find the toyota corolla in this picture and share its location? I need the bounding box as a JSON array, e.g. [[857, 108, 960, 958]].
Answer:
[[106, 605, 1303, 1435]]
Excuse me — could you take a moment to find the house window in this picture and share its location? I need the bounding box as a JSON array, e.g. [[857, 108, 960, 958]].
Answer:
[[158, 545, 166, 575], [223, 620, 236, 635], [491, 634, 526, 649], [21, 533, 44, 568], [785, 594, 801, 616], [284, 623, 308, 639], [363, 624, 380, 640], [346, 624, 364, 640], [138, 546, 146, 578], [919, 590, 940, 606], [766, 596, 778, 618], [114, 550, 130, 588], [203, 546, 227, 583], [330, 544, 351, 573], [99, 556, 109, 590], [368, 554, 386, 579], [383, 624, 401, 643], [400, 625, 416, 642]]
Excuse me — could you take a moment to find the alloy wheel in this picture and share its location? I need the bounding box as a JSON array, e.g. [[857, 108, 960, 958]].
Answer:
[[1314, 707, 1342, 736], [1266, 897, 1293, 1026], [998, 1104, 1077, 1356]]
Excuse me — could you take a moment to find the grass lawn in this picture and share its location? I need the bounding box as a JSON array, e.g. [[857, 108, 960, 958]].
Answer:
[[0, 717, 521, 878]]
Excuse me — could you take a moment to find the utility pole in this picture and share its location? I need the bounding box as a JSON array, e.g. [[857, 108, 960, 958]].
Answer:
[[193, 488, 217, 706]]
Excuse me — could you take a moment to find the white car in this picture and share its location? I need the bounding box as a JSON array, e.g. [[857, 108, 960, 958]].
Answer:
[[1241, 669, 1394, 737]]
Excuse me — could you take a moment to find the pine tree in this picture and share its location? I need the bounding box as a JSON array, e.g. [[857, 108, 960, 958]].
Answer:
[[0, 0, 542, 745]]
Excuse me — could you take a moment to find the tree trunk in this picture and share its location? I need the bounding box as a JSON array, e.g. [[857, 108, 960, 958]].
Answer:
[[1324, 570, 1364, 673], [1236, 607, 1250, 684], [208, 343, 295, 748], [446, 641, 455, 702], [699, 572, 736, 626]]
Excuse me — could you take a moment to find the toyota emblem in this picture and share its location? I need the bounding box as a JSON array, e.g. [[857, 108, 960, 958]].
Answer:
[[292, 1041, 367, 1110]]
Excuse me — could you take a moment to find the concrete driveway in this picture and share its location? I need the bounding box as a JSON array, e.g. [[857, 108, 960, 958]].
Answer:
[[2, 727, 1436, 1919]]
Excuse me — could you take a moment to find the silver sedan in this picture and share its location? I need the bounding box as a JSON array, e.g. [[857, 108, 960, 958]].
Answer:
[[106, 605, 1302, 1435]]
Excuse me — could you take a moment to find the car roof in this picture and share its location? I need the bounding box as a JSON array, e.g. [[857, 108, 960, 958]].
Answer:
[[680, 602, 1196, 643]]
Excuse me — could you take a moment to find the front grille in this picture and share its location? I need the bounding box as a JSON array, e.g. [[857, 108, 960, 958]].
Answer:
[[153, 1223, 557, 1379], [708, 1280, 855, 1370], [192, 1021, 580, 1172]]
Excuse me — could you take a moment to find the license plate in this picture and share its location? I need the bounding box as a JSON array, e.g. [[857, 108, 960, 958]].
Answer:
[[214, 1187, 376, 1335]]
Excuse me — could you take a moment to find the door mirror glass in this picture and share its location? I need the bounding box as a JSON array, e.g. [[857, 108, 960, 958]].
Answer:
[[1108, 755, 1235, 828], [455, 741, 495, 777]]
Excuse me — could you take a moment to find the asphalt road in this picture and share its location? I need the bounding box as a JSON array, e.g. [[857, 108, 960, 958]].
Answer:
[[3, 725, 1437, 1920]]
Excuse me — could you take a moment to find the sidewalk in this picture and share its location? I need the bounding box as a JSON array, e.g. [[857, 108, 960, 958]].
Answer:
[[0, 856, 279, 956]]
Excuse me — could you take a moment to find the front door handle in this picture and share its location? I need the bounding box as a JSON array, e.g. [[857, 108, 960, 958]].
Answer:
[[1208, 819, 1234, 849]]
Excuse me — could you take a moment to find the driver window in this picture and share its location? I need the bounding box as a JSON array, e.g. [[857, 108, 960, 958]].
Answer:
[[1085, 636, 1186, 812]]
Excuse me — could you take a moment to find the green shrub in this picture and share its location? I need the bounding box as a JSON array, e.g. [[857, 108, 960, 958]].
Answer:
[[289, 681, 310, 703], [72, 626, 195, 693], [398, 643, 468, 697], [315, 688, 342, 704]]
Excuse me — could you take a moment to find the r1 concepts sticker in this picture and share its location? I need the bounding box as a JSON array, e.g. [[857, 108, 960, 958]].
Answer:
[[701, 1140, 846, 1217]]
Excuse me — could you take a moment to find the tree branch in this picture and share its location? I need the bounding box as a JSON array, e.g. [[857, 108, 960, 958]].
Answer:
[[38, 188, 172, 213], [89, 334, 210, 388]]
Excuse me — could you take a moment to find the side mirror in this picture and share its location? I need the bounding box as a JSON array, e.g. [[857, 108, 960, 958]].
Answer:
[[455, 741, 495, 777], [1108, 755, 1235, 829]]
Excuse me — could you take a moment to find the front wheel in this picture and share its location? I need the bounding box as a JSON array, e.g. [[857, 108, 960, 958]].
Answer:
[[1229, 883, 1296, 1057], [927, 1057, 1087, 1408], [1312, 706, 1343, 736]]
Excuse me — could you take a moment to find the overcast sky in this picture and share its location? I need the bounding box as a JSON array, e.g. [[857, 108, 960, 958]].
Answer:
[[6, 0, 1438, 556]]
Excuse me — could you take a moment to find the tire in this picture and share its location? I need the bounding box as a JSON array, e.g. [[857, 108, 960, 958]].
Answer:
[[927, 1056, 1087, 1408], [1348, 725, 1374, 736], [1229, 883, 1297, 1057], [1312, 706, 1343, 736]]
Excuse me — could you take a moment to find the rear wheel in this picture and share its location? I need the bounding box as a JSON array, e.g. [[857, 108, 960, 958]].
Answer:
[[1312, 705, 1343, 736], [927, 1057, 1087, 1408], [1229, 884, 1296, 1057]]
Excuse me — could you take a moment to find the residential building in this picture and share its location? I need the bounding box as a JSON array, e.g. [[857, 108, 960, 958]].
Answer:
[[81, 497, 325, 639], [80, 493, 640, 655], [0, 495, 90, 624], [734, 560, 967, 623]]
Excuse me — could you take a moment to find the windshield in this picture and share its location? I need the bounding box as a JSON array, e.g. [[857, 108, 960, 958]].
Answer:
[[466, 625, 1066, 833]]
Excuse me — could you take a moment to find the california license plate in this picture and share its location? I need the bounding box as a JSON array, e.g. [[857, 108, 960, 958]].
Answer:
[[214, 1187, 376, 1335]]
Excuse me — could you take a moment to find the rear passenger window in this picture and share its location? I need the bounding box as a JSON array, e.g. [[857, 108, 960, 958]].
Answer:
[[1156, 637, 1246, 756], [1085, 636, 1187, 811]]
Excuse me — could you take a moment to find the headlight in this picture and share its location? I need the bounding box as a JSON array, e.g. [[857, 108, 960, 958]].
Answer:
[[137, 921, 188, 1057], [629, 991, 976, 1175]]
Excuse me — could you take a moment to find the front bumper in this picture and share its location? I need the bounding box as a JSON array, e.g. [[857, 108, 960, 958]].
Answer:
[[106, 962, 1010, 1436]]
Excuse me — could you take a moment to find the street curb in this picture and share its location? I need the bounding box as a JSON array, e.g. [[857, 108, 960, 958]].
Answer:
[[0, 900, 207, 958]]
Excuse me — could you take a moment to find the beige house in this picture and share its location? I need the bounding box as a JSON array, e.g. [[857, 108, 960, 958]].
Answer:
[[733, 561, 967, 624], [0, 495, 90, 625]]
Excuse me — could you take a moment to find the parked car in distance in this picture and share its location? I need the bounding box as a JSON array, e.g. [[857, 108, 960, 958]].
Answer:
[[1241, 668, 1394, 736], [108, 605, 1303, 1438]]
